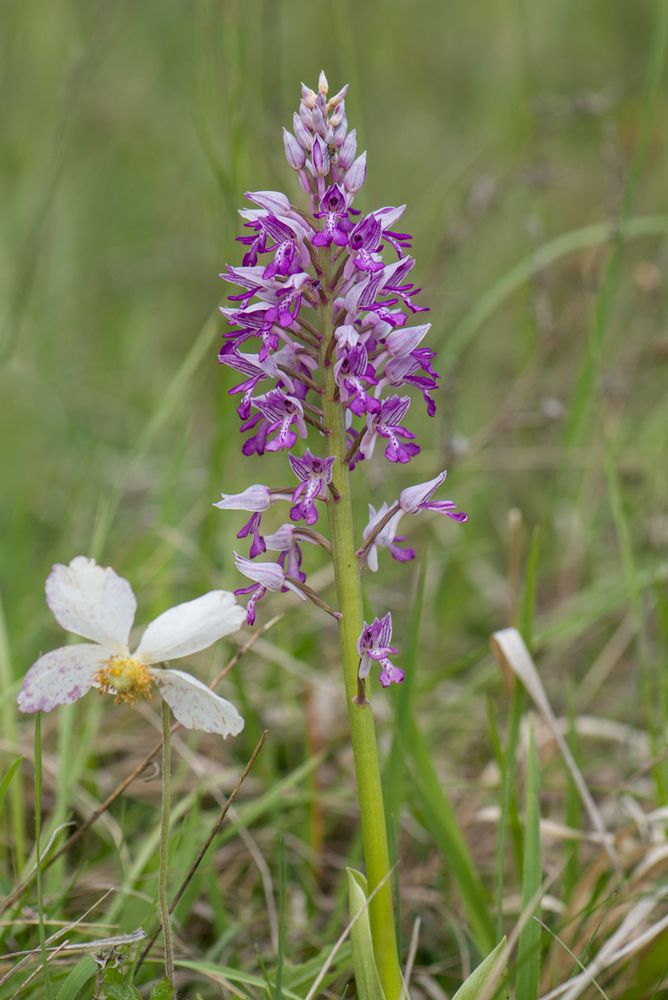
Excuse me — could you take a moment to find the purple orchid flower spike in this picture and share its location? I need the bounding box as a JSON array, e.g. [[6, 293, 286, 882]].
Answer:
[[399, 471, 468, 522], [357, 613, 404, 688], [216, 73, 463, 649], [288, 450, 335, 525]]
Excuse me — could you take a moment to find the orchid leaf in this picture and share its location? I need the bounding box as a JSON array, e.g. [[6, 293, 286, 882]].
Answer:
[[346, 868, 387, 1000], [452, 937, 508, 1000]]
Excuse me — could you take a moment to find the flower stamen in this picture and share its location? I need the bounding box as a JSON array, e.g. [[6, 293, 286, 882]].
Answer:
[[95, 656, 154, 705]]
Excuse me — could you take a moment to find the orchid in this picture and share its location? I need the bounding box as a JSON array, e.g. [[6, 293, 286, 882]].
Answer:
[[357, 613, 404, 688], [211, 71, 471, 995], [362, 503, 415, 572], [399, 470, 469, 521], [18, 556, 245, 737]]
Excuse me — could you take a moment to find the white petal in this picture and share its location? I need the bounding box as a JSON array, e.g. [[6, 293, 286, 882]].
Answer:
[[135, 591, 245, 664], [153, 668, 244, 737], [46, 556, 136, 652], [17, 644, 106, 713]]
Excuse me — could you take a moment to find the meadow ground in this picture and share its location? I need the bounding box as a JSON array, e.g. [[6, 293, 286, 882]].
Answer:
[[1, 1, 668, 997]]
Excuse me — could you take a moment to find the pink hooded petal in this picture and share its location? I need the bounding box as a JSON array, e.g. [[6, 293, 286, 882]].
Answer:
[[45, 556, 136, 653], [17, 644, 106, 713], [234, 552, 286, 591], [214, 485, 272, 513], [399, 471, 447, 513], [153, 668, 244, 737]]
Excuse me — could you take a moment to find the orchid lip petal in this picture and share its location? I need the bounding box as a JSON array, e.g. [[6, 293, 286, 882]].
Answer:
[[153, 668, 244, 737], [134, 592, 245, 664], [45, 556, 136, 653]]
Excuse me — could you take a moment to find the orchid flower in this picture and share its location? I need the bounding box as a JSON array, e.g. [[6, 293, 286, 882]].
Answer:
[[357, 613, 404, 688]]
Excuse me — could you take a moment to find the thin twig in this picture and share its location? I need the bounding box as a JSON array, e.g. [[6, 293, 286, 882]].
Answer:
[[137, 731, 268, 968]]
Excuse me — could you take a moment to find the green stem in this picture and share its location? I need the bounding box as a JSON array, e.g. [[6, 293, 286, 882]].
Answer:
[[34, 713, 54, 999], [318, 290, 403, 999], [159, 699, 175, 989], [0, 594, 26, 873]]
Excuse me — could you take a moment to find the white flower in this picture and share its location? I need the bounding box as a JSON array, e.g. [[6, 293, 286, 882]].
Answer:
[[18, 556, 246, 738]]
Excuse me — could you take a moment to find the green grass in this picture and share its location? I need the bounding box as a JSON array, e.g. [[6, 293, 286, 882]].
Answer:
[[2, 0, 668, 996]]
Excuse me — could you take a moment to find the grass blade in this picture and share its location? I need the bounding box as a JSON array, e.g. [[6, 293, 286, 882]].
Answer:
[[0, 755, 24, 815], [55, 955, 98, 1000], [452, 936, 507, 1000], [515, 727, 541, 1000], [406, 716, 495, 952]]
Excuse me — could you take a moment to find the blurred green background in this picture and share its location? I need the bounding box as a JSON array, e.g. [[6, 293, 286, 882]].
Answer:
[[2, 0, 666, 646], [2, 0, 668, 994]]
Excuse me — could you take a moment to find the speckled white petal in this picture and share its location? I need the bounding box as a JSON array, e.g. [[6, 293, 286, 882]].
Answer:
[[46, 557, 136, 652], [134, 591, 245, 665], [153, 669, 244, 737], [17, 644, 106, 714]]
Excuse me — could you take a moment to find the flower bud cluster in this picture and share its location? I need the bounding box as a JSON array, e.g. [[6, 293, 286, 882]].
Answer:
[[215, 73, 467, 687]]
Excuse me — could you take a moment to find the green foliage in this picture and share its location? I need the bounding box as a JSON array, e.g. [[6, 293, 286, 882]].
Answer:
[[515, 729, 542, 1000], [149, 978, 176, 1000], [102, 968, 142, 999], [451, 938, 508, 1000], [54, 956, 98, 1000], [347, 868, 387, 1000], [0, 756, 23, 814], [406, 716, 495, 952]]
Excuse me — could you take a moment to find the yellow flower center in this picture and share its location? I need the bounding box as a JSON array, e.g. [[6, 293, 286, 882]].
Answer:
[[94, 656, 154, 705]]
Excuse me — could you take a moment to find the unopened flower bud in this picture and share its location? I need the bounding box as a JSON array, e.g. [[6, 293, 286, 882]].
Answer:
[[283, 128, 306, 170], [338, 129, 357, 170], [293, 112, 312, 150], [334, 115, 348, 146], [318, 69, 329, 96], [311, 135, 330, 177], [329, 105, 344, 129], [344, 151, 367, 193], [301, 82, 317, 108], [327, 84, 349, 111], [311, 105, 327, 138], [298, 169, 312, 194], [299, 103, 313, 129]]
